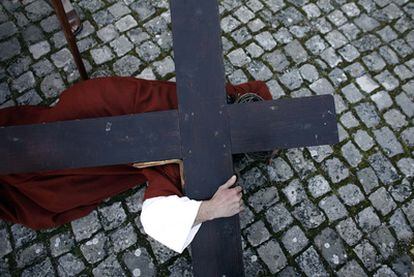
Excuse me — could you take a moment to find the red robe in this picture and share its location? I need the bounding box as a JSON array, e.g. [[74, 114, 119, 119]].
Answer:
[[0, 77, 271, 229]]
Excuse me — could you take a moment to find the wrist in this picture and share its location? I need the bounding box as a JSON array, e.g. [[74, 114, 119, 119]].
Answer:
[[200, 200, 216, 221]]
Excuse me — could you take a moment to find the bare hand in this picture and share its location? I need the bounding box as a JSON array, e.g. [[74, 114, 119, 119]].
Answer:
[[194, 175, 244, 225]]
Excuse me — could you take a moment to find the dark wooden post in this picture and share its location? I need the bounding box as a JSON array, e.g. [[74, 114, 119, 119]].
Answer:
[[170, 0, 244, 275], [50, 0, 88, 80]]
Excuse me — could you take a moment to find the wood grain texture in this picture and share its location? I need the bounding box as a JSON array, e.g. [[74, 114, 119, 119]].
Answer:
[[0, 110, 180, 174], [229, 94, 339, 153], [169, 0, 244, 275]]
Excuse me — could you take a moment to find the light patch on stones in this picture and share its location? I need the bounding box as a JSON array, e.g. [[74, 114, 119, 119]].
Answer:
[[355, 75, 379, 93], [133, 268, 141, 276]]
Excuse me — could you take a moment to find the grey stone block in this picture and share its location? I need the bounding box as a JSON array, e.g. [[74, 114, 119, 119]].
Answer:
[[110, 223, 137, 253], [319, 195, 348, 222], [324, 158, 349, 183], [71, 211, 102, 241], [245, 220, 270, 246], [50, 232, 75, 257], [281, 225, 309, 255], [92, 255, 126, 276], [369, 225, 396, 259], [283, 179, 307, 206], [389, 208, 413, 243], [80, 232, 110, 264], [295, 247, 329, 277], [354, 240, 380, 271], [338, 184, 365, 206], [57, 253, 85, 277], [357, 207, 381, 233], [249, 186, 279, 213], [257, 239, 287, 274], [292, 200, 326, 229], [265, 203, 293, 233], [314, 228, 347, 268], [336, 217, 363, 246]]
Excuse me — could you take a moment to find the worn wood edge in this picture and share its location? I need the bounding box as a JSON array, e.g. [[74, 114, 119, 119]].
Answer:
[[0, 110, 181, 174]]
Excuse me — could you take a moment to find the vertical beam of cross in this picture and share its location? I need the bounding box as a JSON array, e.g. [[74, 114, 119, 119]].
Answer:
[[170, 0, 244, 276]]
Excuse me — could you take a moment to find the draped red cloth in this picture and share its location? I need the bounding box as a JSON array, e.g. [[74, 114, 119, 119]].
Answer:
[[0, 77, 271, 229]]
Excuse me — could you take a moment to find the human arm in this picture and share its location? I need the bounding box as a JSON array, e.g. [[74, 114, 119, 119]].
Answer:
[[140, 175, 243, 253], [193, 175, 243, 226]]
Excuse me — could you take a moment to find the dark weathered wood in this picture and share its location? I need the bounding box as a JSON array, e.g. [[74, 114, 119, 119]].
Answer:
[[229, 95, 338, 153], [51, 0, 88, 80], [0, 110, 180, 174], [0, 95, 339, 176], [170, 0, 244, 276]]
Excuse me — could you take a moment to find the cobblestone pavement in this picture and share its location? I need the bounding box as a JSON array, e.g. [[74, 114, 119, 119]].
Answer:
[[0, 0, 414, 276]]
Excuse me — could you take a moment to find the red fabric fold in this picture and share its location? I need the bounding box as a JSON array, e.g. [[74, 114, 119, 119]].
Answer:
[[0, 77, 271, 229]]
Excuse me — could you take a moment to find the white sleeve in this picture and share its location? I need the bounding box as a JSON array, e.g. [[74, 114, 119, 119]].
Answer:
[[140, 195, 202, 253]]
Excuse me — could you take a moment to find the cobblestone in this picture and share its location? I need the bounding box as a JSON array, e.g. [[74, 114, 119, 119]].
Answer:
[[249, 186, 278, 212], [91, 46, 114, 65], [113, 55, 141, 76], [369, 187, 397, 216], [324, 158, 349, 183], [123, 247, 155, 277], [98, 202, 127, 231], [355, 75, 379, 93], [371, 91, 392, 111], [369, 225, 396, 259], [110, 223, 137, 253], [338, 183, 365, 206], [110, 35, 133, 57], [20, 257, 53, 276], [354, 240, 380, 271], [389, 209, 413, 243], [368, 152, 399, 185], [314, 227, 347, 268], [337, 260, 367, 277], [257, 239, 287, 274], [341, 83, 363, 103], [0, 228, 12, 258], [11, 224, 36, 249], [392, 254, 414, 277], [341, 141, 362, 167], [40, 72, 65, 98], [319, 195, 348, 222], [353, 130, 374, 151], [355, 102, 381, 128], [265, 203, 293, 233], [12, 71, 35, 93], [92, 254, 126, 276], [49, 232, 74, 257], [281, 225, 309, 255], [307, 175, 331, 198], [153, 56, 175, 77], [57, 253, 85, 277], [245, 220, 270, 247], [296, 246, 329, 277], [71, 210, 102, 241], [292, 200, 326, 230], [16, 243, 46, 268], [282, 179, 307, 206], [357, 207, 381, 233], [336, 217, 363, 246]]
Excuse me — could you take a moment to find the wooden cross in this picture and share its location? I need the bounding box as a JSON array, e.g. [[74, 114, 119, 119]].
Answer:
[[1, 0, 338, 276]]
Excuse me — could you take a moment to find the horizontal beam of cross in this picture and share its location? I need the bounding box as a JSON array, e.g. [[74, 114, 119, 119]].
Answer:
[[0, 95, 337, 175]]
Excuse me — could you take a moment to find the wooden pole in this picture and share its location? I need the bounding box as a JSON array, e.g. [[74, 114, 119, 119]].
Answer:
[[51, 0, 88, 80]]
